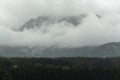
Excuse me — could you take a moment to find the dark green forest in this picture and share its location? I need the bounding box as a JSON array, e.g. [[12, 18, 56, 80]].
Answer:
[[1, 57, 120, 80]]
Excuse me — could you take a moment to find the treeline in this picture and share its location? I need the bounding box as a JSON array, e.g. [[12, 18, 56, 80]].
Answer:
[[1, 57, 120, 80]]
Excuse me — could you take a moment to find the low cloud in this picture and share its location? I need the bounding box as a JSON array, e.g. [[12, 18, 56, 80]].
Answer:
[[0, 0, 120, 48], [0, 12, 120, 48]]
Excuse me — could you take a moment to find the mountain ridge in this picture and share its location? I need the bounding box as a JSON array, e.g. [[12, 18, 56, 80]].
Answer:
[[0, 42, 119, 57], [18, 14, 87, 31]]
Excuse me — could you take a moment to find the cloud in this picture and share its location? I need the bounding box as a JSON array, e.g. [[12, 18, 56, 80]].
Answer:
[[2, 0, 120, 27], [0, 12, 119, 48], [0, 0, 88, 27], [0, 0, 120, 48]]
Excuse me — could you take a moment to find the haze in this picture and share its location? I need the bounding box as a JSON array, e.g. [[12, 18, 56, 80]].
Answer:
[[0, 0, 120, 48]]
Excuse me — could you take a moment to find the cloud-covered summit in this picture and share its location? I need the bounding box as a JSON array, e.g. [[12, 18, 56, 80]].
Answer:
[[0, 0, 120, 48], [0, 0, 120, 57], [0, 12, 118, 48], [18, 14, 87, 31]]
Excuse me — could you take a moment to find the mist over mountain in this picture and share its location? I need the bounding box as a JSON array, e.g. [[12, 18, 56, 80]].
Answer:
[[0, 42, 120, 57], [18, 14, 87, 31], [0, 12, 119, 57], [1, 1, 120, 80], [0, 0, 120, 57], [2, 12, 107, 48]]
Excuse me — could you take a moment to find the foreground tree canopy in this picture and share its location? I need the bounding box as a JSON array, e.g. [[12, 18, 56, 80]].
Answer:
[[0, 57, 120, 80]]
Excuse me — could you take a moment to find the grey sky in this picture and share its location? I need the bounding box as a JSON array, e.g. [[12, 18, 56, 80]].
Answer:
[[0, 0, 120, 27], [0, 0, 120, 48]]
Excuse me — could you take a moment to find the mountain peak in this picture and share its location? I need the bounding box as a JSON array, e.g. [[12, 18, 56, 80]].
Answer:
[[18, 14, 87, 31]]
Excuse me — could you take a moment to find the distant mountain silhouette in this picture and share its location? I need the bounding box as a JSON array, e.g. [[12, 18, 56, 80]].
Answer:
[[0, 42, 120, 57], [18, 14, 87, 31]]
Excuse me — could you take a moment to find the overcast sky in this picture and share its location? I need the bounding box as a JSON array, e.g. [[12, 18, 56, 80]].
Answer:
[[0, 0, 120, 48], [0, 0, 120, 27]]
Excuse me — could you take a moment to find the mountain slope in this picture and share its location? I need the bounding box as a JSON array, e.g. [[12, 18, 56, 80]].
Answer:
[[0, 42, 120, 57], [92, 42, 120, 57]]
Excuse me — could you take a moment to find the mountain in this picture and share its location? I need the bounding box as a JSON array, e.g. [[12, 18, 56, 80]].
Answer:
[[92, 42, 120, 57], [37, 42, 120, 57], [18, 14, 87, 31], [5, 14, 120, 57], [0, 42, 120, 57], [18, 13, 103, 31]]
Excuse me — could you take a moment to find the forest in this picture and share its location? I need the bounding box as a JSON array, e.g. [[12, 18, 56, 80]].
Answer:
[[1, 57, 120, 80]]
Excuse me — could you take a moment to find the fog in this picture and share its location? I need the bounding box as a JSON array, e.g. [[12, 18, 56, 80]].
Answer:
[[0, 0, 120, 48]]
